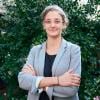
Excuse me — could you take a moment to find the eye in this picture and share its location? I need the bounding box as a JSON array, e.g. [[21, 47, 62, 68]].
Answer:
[[55, 20, 61, 24], [44, 20, 51, 24]]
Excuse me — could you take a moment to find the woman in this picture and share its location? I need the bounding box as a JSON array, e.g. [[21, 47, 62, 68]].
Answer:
[[18, 5, 81, 100]]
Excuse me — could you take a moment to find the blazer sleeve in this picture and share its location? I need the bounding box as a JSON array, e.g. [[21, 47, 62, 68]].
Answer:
[[52, 45, 81, 97], [18, 46, 43, 94]]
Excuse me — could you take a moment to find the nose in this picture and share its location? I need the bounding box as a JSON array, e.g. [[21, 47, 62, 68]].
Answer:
[[50, 22, 55, 27]]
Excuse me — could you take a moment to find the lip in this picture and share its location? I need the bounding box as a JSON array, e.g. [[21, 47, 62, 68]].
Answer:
[[49, 29, 57, 31], [48, 30, 57, 33], [50, 30, 56, 31]]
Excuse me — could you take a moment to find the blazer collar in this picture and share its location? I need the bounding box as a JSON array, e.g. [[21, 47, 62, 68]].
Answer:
[[41, 38, 67, 50], [52, 38, 67, 76], [38, 38, 67, 76], [38, 42, 46, 76]]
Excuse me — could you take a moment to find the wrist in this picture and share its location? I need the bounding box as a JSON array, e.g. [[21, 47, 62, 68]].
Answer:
[[56, 76, 59, 85]]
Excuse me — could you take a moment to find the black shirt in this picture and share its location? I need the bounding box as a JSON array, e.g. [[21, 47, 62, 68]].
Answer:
[[39, 52, 56, 100]]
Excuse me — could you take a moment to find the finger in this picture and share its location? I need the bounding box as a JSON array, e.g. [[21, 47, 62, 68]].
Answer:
[[25, 65, 33, 71], [72, 74, 81, 78], [22, 67, 34, 73], [68, 69, 74, 73], [28, 65, 36, 75], [27, 65, 36, 74], [71, 82, 80, 86], [71, 78, 80, 85], [71, 79, 80, 86], [71, 77, 81, 84], [23, 65, 34, 71], [22, 69, 35, 76], [23, 64, 33, 71], [22, 69, 32, 73], [27, 64, 34, 71], [22, 65, 29, 70], [22, 67, 32, 72], [22, 70, 30, 73], [72, 75, 81, 80], [22, 64, 36, 75]]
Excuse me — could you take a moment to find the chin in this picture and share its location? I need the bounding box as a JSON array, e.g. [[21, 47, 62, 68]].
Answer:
[[48, 34, 60, 38]]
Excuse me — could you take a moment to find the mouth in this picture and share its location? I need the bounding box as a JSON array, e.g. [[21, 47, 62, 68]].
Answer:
[[49, 29, 57, 32]]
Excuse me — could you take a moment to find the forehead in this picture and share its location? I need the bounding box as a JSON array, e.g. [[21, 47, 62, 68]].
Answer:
[[44, 11, 62, 20]]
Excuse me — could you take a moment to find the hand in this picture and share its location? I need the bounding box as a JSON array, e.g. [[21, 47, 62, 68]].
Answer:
[[43, 87, 48, 91], [58, 69, 81, 87], [21, 64, 36, 76]]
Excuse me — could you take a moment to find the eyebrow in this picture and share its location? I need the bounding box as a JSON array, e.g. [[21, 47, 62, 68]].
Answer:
[[45, 18, 62, 21]]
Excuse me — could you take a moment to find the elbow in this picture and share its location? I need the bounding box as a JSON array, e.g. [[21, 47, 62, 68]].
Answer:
[[18, 77, 25, 90], [53, 86, 79, 97], [65, 87, 79, 96], [18, 72, 30, 90], [18, 72, 37, 93]]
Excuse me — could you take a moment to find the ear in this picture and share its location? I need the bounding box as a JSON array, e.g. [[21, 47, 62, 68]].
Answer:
[[63, 23, 67, 29], [43, 26, 46, 30], [43, 22, 46, 30]]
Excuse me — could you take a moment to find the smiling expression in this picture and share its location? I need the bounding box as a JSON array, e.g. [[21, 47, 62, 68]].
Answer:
[[43, 11, 66, 38]]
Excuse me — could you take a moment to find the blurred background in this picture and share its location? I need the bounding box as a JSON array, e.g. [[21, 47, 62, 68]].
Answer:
[[0, 0, 100, 99]]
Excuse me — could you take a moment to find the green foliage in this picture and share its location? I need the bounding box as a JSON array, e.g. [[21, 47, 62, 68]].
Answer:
[[0, 0, 100, 99]]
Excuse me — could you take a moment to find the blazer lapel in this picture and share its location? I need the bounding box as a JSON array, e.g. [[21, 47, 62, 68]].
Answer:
[[52, 39, 67, 76], [38, 42, 46, 76]]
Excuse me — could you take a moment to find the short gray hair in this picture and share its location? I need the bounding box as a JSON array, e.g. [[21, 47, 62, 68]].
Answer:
[[41, 5, 69, 28]]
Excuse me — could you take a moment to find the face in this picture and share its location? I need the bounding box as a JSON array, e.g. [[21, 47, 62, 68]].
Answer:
[[43, 11, 65, 38]]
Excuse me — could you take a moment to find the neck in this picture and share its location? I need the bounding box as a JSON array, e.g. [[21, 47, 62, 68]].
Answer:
[[47, 36, 62, 46], [46, 36, 62, 54]]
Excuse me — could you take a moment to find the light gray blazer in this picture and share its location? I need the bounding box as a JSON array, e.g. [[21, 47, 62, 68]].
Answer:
[[18, 38, 81, 100]]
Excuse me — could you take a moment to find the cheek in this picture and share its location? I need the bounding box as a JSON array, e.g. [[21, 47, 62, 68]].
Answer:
[[43, 23, 49, 29], [58, 25, 64, 31]]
